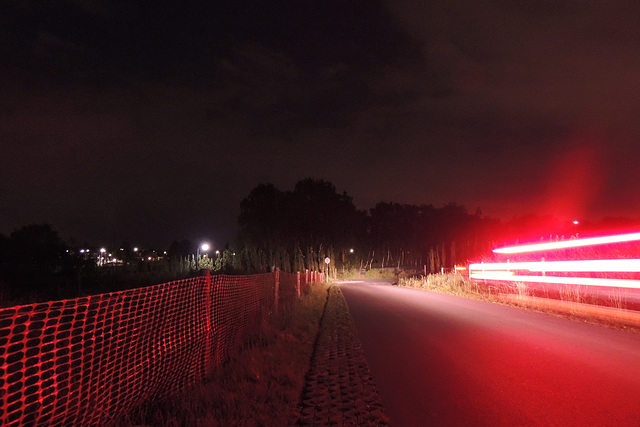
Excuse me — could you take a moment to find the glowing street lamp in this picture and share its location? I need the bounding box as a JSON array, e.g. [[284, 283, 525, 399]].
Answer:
[[197, 243, 210, 269]]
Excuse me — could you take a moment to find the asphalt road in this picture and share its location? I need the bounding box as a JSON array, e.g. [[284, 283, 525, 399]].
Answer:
[[339, 280, 640, 426]]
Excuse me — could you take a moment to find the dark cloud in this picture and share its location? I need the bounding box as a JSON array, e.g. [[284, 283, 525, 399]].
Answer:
[[2, 0, 640, 247]]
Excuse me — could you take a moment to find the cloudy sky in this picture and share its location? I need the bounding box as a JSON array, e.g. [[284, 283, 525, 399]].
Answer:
[[2, 0, 640, 248]]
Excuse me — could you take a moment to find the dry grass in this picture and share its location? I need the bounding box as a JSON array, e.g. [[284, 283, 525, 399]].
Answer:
[[399, 273, 640, 331], [400, 273, 484, 298], [118, 282, 329, 427]]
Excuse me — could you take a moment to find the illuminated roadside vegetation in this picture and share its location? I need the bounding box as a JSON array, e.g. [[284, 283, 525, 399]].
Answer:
[[399, 273, 487, 298], [400, 273, 640, 330], [119, 282, 330, 427]]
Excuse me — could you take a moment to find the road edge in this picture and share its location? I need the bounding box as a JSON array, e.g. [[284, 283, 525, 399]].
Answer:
[[296, 285, 390, 426]]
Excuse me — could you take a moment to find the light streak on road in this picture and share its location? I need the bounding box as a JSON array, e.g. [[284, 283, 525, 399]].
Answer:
[[469, 258, 640, 289], [469, 272, 640, 289], [469, 259, 640, 272]]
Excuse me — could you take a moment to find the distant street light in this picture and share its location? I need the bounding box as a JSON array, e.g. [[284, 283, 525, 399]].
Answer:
[[197, 243, 210, 269], [324, 257, 331, 282]]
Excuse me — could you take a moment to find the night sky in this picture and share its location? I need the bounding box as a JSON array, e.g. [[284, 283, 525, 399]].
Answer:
[[2, 1, 640, 249]]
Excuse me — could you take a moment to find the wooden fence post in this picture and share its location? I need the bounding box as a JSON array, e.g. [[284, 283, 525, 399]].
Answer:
[[202, 269, 213, 376], [275, 268, 280, 313]]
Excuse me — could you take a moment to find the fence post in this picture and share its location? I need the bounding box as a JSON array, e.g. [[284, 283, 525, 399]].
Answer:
[[306, 268, 309, 285], [275, 268, 280, 313], [296, 271, 301, 298], [202, 269, 213, 377]]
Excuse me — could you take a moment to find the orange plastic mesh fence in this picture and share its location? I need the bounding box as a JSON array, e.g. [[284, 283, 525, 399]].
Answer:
[[210, 273, 275, 367], [0, 270, 322, 426], [278, 271, 300, 307]]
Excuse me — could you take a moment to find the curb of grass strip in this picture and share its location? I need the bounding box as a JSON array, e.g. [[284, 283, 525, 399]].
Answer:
[[296, 285, 389, 426]]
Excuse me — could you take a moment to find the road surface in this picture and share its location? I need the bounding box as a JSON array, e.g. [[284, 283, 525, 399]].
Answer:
[[339, 279, 640, 426]]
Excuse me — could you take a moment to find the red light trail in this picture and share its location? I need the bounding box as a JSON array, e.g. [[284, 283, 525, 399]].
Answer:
[[468, 272, 640, 289], [469, 259, 640, 272], [470, 231, 640, 289], [492, 232, 640, 254]]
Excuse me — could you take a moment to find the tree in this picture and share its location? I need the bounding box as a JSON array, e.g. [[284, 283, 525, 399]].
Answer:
[[238, 183, 287, 251], [290, 178, 366, 250], [237, 179, 366, 272], [7, 224, 69, 276], [0, 233, 8, 264], [168, 239, 194, 258]]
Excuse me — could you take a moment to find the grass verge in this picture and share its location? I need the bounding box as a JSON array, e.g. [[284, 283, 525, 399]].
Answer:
[[399, 273, 485, 298], [118, 282, 330, 427], [399, 274, 640, 332]]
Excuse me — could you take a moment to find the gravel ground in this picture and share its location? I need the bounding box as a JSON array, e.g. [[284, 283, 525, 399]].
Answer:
[[296, 285, 390, 426]]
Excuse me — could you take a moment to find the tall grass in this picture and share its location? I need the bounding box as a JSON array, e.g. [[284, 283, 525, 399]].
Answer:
[[400, 273, 483, 297], [118, 282, 330, 426], [401, 273, 639, 330]]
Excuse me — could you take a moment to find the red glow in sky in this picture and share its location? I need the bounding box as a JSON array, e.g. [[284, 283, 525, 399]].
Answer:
[[542, 133, 608, 223]]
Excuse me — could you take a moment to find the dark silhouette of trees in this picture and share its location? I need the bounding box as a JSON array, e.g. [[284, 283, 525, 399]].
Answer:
[[168, 239, 194, 258], [238, 178, 366, 272], [237, 179, 498, 273], [366, 202, 497, 272], [5, 224, 70, 276], [289, 178, 366, 250], [238, 183, 289, 256]]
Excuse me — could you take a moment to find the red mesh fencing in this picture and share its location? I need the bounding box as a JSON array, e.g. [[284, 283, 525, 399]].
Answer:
[[278, 271, 300, 307], [0, 270, 323, 426]]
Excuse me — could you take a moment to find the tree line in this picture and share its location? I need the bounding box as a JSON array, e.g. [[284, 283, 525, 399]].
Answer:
[[3, 177, 638, 304], [236, 178, 498, 274]]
